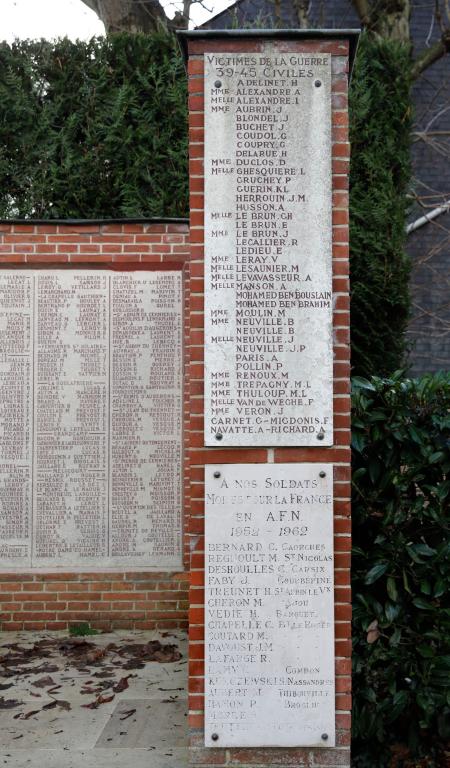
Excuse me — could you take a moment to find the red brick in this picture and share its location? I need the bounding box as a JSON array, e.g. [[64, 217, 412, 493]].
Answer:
[[190, 642, 205, 659], [4, 234, 46, 243], [227, 748, 311, 765], [190, 625, 204, 641], [188, 95, 204, 112], [188, 676, 204, 694], [188, 39, 263, 54], [332, 123, 349, 140], [189, 112, 204, 128], [336, 694, 352, 710], [188, 59, 204, 75], [335, 604, 352, 621], [190, 448, 267, 464], [0, 582, 23, 591], [190, 748, 226, 764], [0, 255, 26, 263], [333, 174, 349, 190], [333, 209, 349, 225], [332, 93, 348, 109], [189, 159, 204, 176], [334, 518, 351, 534], [44, 600, 67, 610], [309, 749, 350, 765], [189, 127, 204, 143]]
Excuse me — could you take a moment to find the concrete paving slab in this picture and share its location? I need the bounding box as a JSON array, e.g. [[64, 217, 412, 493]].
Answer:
[[95, 697, 187, 748], [0, 748, 187, 768], [0, 630, 188, 768]]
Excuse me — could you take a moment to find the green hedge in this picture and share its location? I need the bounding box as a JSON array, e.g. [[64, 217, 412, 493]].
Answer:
[[0, 33, 188, 218], [349, 35, 412, 378], [0, 32, 413, 375], [352, 372, 450, 767]]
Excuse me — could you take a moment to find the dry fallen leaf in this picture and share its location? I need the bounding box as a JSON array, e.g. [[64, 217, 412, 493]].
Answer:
[[367, 619, 380, 644], [42, 700, 58, 711], [32, 676, 56, 689], [0, 696, 21, 709], [113, 675, 135, 693], [18, 710, 40, 720], [56, 700, 71, 712], [119, 708, 136, 721], [81, 693, 115, 709]]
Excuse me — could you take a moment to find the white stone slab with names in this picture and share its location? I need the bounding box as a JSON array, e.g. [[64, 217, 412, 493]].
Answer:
[[205, 463, 335, 747], [204, 47, 333, 446], [0, 269, 183, 571]]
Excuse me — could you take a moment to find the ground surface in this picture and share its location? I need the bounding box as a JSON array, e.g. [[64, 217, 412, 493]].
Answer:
[[0, 629, 188, 768]]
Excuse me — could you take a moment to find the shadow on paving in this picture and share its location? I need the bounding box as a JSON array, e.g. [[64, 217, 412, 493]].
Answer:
[[0, 629, 188, 768]]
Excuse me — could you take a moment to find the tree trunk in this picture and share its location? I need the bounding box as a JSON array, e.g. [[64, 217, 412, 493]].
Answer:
[[80, 0, 169, 33], [373, 0, 411, 43], [292, 0, 311, 29], [351, 0, 411, 43]]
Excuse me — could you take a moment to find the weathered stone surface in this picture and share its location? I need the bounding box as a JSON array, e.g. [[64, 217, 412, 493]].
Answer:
[[205, 463, 335, 747], [204, 47, 333, 446], [0, 270, 183, 570]]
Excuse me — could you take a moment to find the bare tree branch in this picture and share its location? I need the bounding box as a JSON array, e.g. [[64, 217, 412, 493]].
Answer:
[[351, 0, 372, 26], [183, 0, 191, 25], [406, 200, 450, 234], [292, 0, 311, 29], [411, 30, 450, 79]]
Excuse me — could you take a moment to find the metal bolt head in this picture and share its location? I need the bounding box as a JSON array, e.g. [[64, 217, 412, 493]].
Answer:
[[214, 80, 222, 88], [317, 432, 324, 441], [211, 733, 219, 741], [213, 470, 221, 479], [321, 733, 329, 741], [315, 79, 322, 87], [215, 432, 223, 441], [319, 470, 326, 478]]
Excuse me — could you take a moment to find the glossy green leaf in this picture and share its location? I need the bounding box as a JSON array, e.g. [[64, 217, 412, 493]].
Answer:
[[412, 597, 434, 610], [365, 563, 389, 584], [386, 576, 398, 601]]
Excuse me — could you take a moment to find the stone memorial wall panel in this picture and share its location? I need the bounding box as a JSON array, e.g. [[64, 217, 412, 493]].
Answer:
[[0, 270, 183, 571], [204, 47, 333, 446], [205, 463, 335, 747]]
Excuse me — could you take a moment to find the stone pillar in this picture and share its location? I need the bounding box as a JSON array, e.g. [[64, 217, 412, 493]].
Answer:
[[180, 29, 358, 768]]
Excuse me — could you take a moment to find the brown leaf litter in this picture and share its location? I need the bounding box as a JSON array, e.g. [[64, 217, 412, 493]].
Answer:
[[0, 636, 182, 717]]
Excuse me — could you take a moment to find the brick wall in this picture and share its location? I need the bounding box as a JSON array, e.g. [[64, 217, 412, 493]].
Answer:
[[0, 220, 190, 632], [186, 35, 352, 768]]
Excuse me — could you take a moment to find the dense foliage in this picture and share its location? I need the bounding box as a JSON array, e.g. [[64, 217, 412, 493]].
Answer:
[[349, 36, 412, 377], [352, 373, 450, 767], [0, 32, 414, 374], [0, 33, 188, 218]]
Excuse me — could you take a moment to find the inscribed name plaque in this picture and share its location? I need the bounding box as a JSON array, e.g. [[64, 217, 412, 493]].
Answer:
[[0, 270, 182, 570], [205, 463, 335, 747], [204, 48, 333, 446]]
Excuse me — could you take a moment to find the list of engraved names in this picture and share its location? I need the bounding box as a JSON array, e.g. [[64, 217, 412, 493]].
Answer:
[[0, 270, 182, 570], [205, 463, 335, 747], [205, 48, 333, 446]]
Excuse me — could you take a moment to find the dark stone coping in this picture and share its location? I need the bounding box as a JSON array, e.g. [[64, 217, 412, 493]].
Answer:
[[177, 27, 361, 74], [0, 218, 189, 226]]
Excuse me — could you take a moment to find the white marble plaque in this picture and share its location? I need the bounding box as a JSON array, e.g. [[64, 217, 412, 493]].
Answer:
[[205, 463, 335, 747], [0, 270, 183, 571], [204, 47, 333, 446]]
